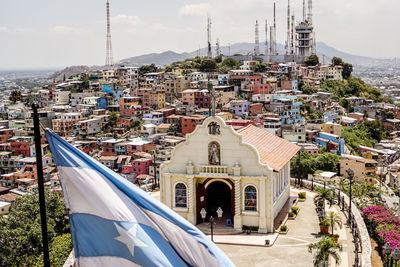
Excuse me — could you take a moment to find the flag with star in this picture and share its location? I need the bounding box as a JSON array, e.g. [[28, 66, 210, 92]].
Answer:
[[46, 130, 234, 267]]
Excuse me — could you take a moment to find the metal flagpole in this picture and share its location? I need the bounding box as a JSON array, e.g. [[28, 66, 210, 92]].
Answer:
[[32, 102, 50, 267]]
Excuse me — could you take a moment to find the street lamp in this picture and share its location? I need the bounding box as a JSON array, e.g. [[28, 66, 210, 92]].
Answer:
[[383, 242, 400, 267], [200, 208, 206, 223], [209, 216, 215, 242], [346, 168, 354, 225]]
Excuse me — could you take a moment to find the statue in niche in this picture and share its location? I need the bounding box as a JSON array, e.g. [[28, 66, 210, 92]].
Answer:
[[208, 142, 220, 165], [208, 122, 220, 135]]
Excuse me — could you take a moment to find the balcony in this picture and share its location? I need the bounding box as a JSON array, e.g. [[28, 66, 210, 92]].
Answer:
[[199, 165, 229, 177]]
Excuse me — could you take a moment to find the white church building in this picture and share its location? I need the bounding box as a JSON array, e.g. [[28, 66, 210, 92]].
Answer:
[[160, 116, 299, 233]]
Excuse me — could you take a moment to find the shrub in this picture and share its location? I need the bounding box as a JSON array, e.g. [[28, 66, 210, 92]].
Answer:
[[362, 206, 400, 250], [298, 192, 306, 199], [291, 206, 300, 215], [319, 217, 330, 227], [280, 225, 288, 232], [288, 211, 295, 218]]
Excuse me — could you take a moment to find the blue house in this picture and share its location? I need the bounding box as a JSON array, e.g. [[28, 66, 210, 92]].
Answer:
[[270, 95, 304, 125], [315, 132, 345, 155]]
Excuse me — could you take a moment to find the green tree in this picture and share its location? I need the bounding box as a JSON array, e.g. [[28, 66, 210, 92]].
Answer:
[[221, 58, 240, 69], [308, 237, 343, 266], [199, 59, 217, 72], [35, 233, 73, 266], [342, 63, 353, 79], [331, 57, 344, 66], [301, 85, 317, 95], [326, 212, 342, 235], [305, 54, 319, 66], [315, 153, 340, 173], [0, 191, 69, 266], [314, 187, 334, 214], [138, 64, 159, 75], [107, 111, 119, 129], [9, 90, 22, 103], [133, 118, 142, 129], [79, 73, 90, 90], [253, 63, 267, 73]]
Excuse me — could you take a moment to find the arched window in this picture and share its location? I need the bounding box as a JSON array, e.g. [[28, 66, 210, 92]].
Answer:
[[244, 185, 257, 211], [175, 183, 187, 208]]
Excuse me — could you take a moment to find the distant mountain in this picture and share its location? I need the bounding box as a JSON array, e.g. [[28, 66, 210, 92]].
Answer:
[[118, 42, 388, 67]]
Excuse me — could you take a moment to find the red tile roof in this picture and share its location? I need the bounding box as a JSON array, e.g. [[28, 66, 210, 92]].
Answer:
[[237, 125, 300, 172]]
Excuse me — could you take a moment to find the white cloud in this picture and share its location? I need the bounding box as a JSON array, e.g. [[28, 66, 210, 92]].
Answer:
[[179, 3, 212, 17], [112, 15, 143, 27], [0, 26, 9, 32], [50, 26, 86, 34]]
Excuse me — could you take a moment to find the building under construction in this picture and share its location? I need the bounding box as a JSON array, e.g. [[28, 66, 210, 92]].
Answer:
[[295, 0, 315, 57], [228, 0, 315, 63]]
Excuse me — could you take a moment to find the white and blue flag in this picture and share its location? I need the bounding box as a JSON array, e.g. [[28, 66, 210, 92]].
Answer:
[[46, 130, 234, 267]]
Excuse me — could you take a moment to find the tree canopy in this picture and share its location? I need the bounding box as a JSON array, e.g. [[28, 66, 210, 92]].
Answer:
[[331, 57, 344, 66], [320, 77, 391, 103], [305, 54, 319, 66], [0, 191, 70, 266], [290, 152, 340, 179], [138, 64, 159, 75], [199, 59, 217, 73], [253, 63, 267, 73], [10, 90, 22, 103], [342, 120, 388, 154]]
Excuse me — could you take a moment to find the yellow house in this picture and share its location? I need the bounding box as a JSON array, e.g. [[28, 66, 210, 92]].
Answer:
[[321, 122, 342, 137], [216, 112, 233, 121], [160, 116, 300, 233], [340, 154, 378, 183]]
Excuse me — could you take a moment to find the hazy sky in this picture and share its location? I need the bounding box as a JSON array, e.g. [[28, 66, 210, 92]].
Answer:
[[0, 0, 399, 69]]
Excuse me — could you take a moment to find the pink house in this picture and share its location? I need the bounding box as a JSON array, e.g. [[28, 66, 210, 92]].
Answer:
[[122, 158, 152, 176]]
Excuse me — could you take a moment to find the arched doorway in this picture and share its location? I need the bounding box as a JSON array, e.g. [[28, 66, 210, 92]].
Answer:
[[205, 181, 232, 221]]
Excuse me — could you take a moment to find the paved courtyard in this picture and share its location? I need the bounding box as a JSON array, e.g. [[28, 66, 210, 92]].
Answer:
[[218, 189, 321, 266], [151, 188, 354, 267]]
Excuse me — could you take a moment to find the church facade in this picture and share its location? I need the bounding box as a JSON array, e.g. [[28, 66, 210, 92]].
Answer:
[[160, 116, 300, 233]]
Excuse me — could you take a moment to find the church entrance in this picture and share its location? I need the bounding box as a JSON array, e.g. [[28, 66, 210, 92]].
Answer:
[[196, 179, 235, 225], [205, 181, 233, 222]]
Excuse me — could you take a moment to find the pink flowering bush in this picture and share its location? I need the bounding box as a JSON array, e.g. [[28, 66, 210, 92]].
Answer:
[[362, 206, 400, 250]]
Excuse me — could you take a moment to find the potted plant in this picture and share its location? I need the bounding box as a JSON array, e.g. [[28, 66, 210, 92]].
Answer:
[[331, 234, 340, 243], [280, 225, 288, 234], [291, 206, 300, 215], [308, 236, 343, 266], [288, 211, 295, 219], [298, 192, 306, 201], [319, 217, 330, 234], [326, 212, 342, 236]]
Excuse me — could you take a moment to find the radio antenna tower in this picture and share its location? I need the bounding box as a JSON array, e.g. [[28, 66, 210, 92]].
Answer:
[[207, 16, 212, 58], [286, 0, 290, 55], [265, 20, 268, 56], [105, 0, 114, 67], [308, 0, 313, 24], [303, 0, 306, 21], [291, 14, 295, 55], [216, 38, 221, 57], [254, 20, 260, 56]]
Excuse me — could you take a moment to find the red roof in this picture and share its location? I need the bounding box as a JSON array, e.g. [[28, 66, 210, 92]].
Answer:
[[237, 125, 300, 172]]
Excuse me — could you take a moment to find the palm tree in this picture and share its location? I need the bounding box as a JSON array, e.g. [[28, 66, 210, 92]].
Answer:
[[314, 187, 334, 215], [308, 237, 343, 266], [326, 212, 342, 235]]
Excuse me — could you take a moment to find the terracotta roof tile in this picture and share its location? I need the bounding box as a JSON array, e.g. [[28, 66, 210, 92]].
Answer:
[[237, 125, 300, 172]]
